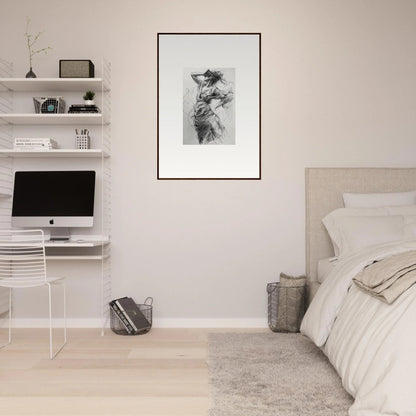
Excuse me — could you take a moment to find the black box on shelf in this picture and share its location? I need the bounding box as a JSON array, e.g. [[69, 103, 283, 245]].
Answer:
[[59, 60, 95, 78]]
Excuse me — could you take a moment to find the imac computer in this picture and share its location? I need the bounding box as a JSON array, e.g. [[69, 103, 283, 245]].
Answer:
[[12, 171, 96, 240]]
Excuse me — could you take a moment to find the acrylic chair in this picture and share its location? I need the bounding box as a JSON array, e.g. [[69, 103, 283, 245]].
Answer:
[[0, 229, 66, 359]]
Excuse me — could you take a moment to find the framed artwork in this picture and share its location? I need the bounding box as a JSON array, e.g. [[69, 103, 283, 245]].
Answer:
[[157, 33, 261, 180]]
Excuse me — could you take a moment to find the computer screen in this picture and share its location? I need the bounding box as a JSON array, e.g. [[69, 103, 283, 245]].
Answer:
[[12, 171, 96, 228]]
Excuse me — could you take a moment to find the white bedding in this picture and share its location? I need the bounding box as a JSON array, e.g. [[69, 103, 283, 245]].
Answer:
[[317, 256, 338, 283], [301, 240, 416, 416]]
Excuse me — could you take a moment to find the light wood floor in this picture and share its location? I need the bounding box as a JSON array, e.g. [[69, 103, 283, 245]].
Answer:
[[0, 328, 265, 416]]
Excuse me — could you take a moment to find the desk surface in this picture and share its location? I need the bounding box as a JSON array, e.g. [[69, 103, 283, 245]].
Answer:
[[44, 240, 108, 248], [0, 240, 109, 248]]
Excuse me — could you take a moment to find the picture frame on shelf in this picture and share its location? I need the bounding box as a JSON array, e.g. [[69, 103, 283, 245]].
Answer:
[[157, 33, 261, 180]]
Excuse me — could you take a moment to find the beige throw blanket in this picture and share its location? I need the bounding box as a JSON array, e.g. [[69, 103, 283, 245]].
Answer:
[[353, 250, 416, 304]]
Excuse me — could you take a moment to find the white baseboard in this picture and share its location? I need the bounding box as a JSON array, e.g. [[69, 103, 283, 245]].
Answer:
[[0, 318, 267, 329], [1, 318, 102, 328], [153, 318, 267, 328]]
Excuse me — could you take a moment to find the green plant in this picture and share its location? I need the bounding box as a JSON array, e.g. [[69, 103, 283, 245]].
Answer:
[[24, 17, 52, 69], [83, 91, 95, 101]]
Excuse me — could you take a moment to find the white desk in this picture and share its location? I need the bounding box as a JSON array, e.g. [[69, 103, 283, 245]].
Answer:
[[44, 239, 109, 260], [0, 239, 109, 260], [44, 240, 108, 248]]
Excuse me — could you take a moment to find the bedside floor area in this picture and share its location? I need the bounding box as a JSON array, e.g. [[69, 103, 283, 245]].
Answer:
[[0, 328, 266, 416]]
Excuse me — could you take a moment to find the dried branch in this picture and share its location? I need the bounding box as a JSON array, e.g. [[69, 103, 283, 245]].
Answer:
[[24, 16, 52, 68]]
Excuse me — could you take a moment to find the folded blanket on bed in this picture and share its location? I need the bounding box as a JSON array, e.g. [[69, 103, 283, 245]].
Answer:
[[353, 250, 416, 303]]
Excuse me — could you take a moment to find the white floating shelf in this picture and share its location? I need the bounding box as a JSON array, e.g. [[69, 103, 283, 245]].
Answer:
[[0, 149, 109, 158], [0, 113, 105, 125], [0, 78, 108, 92]]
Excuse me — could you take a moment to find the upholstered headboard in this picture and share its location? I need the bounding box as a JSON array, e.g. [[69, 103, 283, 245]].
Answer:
[[305, 167, 416, 300]]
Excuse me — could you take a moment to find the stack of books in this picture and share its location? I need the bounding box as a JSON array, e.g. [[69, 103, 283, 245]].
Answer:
[[14, 138, 58, 151], [109, 297, 151, 335], [68, 104, 100, 113]]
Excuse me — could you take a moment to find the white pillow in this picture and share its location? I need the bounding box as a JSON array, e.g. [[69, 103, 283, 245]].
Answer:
[[343, 190, 416, 208], [324, 206, 416, 222], [323, 215, 404, 257], [323, 206, 416, 256]]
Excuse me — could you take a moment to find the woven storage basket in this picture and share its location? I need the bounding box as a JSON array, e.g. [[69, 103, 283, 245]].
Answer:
[[267, 273, 306, 333]]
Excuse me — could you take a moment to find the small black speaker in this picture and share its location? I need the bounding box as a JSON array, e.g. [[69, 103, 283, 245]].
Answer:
[[59, 60, 95, 78]]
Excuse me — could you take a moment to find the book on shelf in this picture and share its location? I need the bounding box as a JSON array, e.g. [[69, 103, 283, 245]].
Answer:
[[14, 146, 55, 151], [14, 138, 58, 144], [13, 138, 58, 151], [68, 104, 100, 113], [112, 297, 150, 334]]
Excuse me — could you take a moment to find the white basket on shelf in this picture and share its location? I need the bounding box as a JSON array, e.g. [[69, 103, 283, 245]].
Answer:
[[33, 96, 66, 114]]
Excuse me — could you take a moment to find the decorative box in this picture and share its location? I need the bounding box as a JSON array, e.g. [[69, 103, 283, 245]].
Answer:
[[59, 60, 95, 78]]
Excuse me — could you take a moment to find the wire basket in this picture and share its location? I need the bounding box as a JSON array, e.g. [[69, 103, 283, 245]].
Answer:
[[110, 297, 153, 336], [33, 96, 66, 114], [267, 274, 306, 333]]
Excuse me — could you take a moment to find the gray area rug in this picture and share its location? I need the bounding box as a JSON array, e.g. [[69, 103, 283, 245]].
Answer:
[[208, 333, 353, 416]]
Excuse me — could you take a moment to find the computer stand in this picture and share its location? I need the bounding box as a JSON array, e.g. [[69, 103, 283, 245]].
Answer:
[[49, 228, 71, 241]]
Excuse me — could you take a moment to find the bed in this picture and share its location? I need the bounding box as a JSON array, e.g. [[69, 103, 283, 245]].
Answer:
[[301, 167, 416, 416]]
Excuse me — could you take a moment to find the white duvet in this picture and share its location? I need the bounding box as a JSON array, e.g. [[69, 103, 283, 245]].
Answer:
[[301, 240, 416, 416]]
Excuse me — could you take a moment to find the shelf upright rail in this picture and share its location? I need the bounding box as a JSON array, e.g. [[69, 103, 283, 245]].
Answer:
[[101, 59, 112, 335], [0, 59, 14, 315]]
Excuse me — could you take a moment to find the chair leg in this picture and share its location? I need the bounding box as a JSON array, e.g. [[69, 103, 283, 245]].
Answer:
[[47, 282, 67, 360], [8, 287, 11, 344], [63, 282, 67, 344], [0, 288, 12, 349]]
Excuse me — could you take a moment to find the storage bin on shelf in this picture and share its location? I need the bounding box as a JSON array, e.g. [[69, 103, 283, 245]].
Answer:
[[33, 96, 66, 113]]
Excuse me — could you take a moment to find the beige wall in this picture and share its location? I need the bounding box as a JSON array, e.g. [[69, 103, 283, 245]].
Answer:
[[1, 0, 416, 324]]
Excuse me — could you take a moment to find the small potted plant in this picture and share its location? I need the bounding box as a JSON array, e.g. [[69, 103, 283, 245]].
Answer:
[[83, 91, 95, 105]]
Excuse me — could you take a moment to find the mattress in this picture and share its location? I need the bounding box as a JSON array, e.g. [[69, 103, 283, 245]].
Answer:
[[317, 257, 338, 283]]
